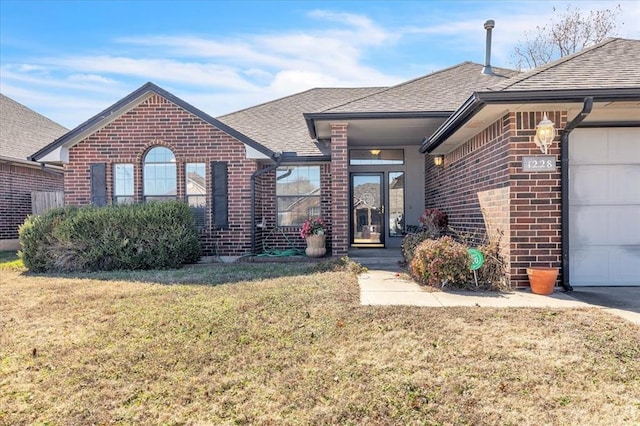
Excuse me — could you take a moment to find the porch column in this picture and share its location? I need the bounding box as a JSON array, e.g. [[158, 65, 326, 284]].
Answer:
[[330, 123, 349, 256]]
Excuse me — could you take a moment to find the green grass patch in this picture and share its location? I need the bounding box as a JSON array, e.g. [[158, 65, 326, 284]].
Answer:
[[0, 251, 23, 271], [1, 258, 639, 425]]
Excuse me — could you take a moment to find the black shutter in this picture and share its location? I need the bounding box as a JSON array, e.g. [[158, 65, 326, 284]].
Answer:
[[90, 163, 107, 206], [211, 161, 228, 228]]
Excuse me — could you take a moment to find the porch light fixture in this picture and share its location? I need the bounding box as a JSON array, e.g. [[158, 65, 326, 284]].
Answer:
[[534, 113, 556, 154], [433, 155, 444, 167], [370, 149, 381, 155]]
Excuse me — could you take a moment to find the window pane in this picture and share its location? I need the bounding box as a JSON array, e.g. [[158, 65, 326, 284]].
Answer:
[[277, 196, 320, 227], [145, 146, 175, 163], [144, 147, 177, 199], [389, 172, 405, 237], [276, 165, 321, 227], [350, 149, 404, 165], [186, 163, 206, 195], [114, 164, 134, 201]]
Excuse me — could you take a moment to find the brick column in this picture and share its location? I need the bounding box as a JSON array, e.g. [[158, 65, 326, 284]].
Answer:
[[330, 123, 349, 256]]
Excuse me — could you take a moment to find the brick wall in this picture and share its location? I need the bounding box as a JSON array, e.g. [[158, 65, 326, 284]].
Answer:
[[508, 111, 566, 287], [64, 94, 258, 257], [425, 115, 511, 244], [425, 111, 567, 288], [330, 123, 349, 256], [0, 162, 64, 241]]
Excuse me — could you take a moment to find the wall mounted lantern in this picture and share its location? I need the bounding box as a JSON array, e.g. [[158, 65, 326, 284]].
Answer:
[[534, 113, 556, 154], [433, 155, 444, 167]]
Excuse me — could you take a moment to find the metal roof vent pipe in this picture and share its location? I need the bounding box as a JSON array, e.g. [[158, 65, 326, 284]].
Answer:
[[481, 19, 495, 75]]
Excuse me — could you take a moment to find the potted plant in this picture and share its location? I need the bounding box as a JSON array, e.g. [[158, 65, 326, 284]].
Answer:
[[300, 217, 327, 257], [526, 266, 559, 295]]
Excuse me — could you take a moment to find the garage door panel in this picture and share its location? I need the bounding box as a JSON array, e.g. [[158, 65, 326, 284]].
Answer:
[[609, 129, 640, 163], [569, 166, 609, 204], [610, 206, 640, 244], [610, 246, 640, 284], [569, 129, 609, 163], [610, 166, 640, 203], [569, 207, 608, 244], [570, 248, 609, 285], [569, 127, 640, 286]]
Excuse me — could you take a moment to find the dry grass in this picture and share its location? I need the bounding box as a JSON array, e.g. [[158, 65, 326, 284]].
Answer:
[[1, 260, 639, 425]]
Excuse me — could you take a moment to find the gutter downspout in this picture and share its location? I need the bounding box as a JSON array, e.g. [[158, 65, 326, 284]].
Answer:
[[560, 97, 593, 292], [250, 153, 283, 255]]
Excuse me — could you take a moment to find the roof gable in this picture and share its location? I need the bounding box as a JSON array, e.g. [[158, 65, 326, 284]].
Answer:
[[30, 82, 275, 163], [0, 94, 68, 162]]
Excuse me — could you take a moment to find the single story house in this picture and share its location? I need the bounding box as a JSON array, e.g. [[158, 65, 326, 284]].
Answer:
[[30, 36, 639, 289], [0, 94, 68, 250]]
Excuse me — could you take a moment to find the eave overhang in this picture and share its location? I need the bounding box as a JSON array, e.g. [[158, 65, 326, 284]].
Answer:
[[420, 87, 640, 154], [302, 111, 452, 140]]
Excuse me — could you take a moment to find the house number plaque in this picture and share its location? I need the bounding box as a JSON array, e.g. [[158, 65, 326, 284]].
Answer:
[[522, 156, 556, 172]]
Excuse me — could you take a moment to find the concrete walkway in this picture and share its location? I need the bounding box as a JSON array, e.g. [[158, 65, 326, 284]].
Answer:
[[358, 268, 640, 326]]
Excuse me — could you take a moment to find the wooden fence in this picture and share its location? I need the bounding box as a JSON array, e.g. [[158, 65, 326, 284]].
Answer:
[[32, 191, 64, 215]]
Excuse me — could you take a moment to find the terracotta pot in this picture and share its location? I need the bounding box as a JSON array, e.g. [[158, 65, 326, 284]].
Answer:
[[527, 267, 559, 295], [305, 234, 326, 258]]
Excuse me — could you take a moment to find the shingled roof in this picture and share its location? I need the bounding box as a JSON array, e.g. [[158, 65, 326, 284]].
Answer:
[[0, 94, 67, 162], [218, 87, 384, 157], [491, 38, 640, 91], [325, 62, 519, 113]]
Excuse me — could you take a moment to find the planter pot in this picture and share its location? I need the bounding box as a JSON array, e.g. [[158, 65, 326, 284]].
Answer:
[[527, 267, 559, 295], [305, 234, 326, 258]]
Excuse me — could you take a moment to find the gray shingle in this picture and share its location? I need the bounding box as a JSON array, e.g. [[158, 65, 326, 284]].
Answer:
[[0, 94, 68, 161], [492, 38, 640, 91], [218, 87, 384, 156], [325, 62, 519, 113]]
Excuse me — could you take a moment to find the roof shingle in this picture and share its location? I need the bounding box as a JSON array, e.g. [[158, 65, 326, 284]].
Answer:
[[491, 38, 640, 91], [0, 94, 68, 161], [218, 87, 384, 156]]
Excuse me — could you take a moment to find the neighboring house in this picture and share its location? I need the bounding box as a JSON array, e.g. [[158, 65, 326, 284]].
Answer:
[[0, 94, 67, 250], [30, 37, 639, 289]]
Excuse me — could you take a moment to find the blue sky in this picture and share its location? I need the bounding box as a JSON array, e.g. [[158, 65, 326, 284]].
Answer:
[[1, 0, 638, 129]]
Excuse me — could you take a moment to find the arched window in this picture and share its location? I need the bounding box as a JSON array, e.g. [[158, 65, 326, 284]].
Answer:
[[143, 146, 177, 201]]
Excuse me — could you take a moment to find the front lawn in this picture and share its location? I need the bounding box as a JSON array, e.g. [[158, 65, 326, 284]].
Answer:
[[1, 260, 639, 425]]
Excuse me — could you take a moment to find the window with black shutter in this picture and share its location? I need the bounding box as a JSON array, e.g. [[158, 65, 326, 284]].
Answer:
[[211, 161, 228, 228], [90, 163, 107, 206]]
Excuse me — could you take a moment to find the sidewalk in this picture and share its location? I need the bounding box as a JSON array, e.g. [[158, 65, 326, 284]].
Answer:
[[358, 268, 640, 325]]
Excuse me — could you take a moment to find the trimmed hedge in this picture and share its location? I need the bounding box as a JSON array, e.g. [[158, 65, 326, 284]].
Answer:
[[19, 201, 202, 272]]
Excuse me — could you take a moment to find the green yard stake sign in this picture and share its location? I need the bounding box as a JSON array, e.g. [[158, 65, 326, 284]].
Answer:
[[468, 248, 484, 287], [468, 248, 484, 270]]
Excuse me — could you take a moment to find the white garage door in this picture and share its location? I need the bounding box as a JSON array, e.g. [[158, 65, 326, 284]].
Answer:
[[569, 128, 640, 286]]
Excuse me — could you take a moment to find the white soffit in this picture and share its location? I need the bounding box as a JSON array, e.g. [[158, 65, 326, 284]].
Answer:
[[245, 145, 271, 160]]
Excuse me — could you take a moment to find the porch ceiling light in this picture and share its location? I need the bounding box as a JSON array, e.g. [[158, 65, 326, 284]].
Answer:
[[370, 149, 381, 155], [534, 113, 555, 154], [433, 155, 444, 167]]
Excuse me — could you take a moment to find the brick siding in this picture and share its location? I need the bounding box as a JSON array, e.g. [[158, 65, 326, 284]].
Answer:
[[425, 111, 566, 288], [330, 123, 349, 256], [0, 162, 64, 241], [63, 94, 258, 257]]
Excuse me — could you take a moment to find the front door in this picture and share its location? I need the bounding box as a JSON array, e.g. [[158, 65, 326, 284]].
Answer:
[[351, 173, 384, 247]]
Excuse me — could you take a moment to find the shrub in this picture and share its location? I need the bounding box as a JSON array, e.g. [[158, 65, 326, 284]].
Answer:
[[401, 229, 439, 263], [419, 208, 448, 231], [19, 201, 201, 272], [409, 236, 471, 288]]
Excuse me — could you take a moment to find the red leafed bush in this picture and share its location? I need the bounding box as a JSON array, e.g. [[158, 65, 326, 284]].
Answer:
[[409, 236, 471, 288]]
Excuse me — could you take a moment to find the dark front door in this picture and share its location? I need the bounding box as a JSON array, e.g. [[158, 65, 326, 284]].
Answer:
[[351, 173, 384, 247]]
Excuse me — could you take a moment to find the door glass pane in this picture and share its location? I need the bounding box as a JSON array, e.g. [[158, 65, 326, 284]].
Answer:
[[352, 175, 382, 244], [389, 172, 404, 237]]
